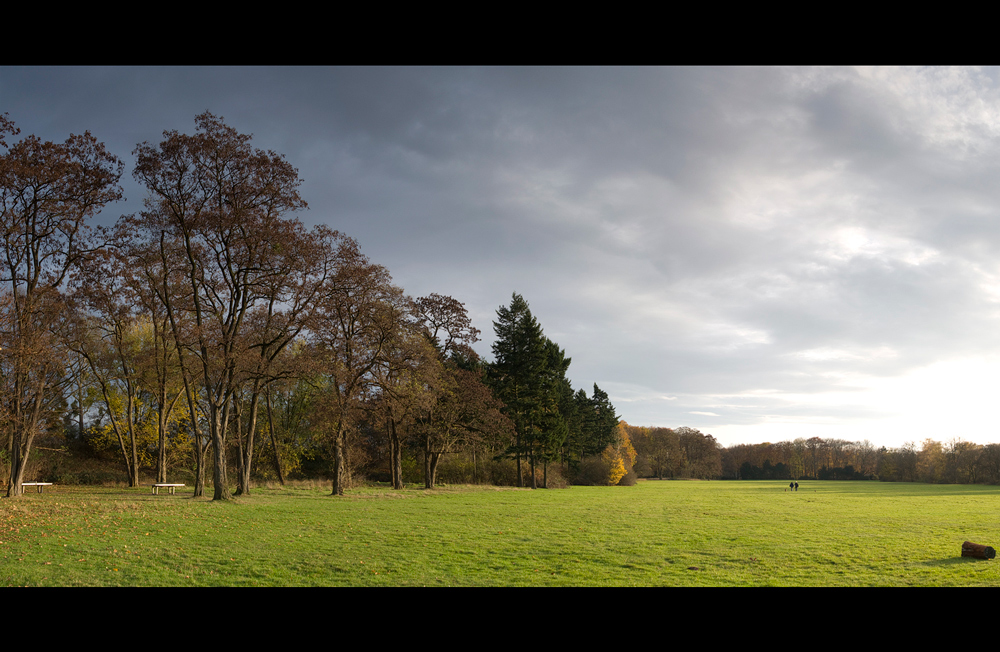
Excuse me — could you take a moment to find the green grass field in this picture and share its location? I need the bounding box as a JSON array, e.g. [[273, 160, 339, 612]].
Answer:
[[2, 479, 999, 586]]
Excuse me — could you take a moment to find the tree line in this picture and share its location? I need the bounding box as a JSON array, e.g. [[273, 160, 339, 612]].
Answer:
[[0, 112, 629, 498], [722, 436, 1000, 484], [619, 423, 723, 481]]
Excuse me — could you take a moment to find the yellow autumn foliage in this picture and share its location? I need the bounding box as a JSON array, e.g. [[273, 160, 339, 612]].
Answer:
[[599, 422, 636, 485], [601, 447, 627, 485], [88, 390, 193, 469]]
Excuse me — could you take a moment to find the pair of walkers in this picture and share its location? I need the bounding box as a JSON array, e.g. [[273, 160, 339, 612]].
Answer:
[[788, 481, 799, 491]]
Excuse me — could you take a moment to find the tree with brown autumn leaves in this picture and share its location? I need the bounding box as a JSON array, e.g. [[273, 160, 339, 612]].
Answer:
[[0, 114, 124, 496], [307, 237, 411, 496], [410, 294, 512, 488], [132, 113, 313, 500]]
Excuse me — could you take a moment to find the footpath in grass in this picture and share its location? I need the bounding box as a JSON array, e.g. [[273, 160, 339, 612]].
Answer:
[[1, 479, 999, 586]]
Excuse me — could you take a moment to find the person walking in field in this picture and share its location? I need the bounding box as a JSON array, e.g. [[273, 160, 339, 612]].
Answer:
[[794, 482, 799, 491]]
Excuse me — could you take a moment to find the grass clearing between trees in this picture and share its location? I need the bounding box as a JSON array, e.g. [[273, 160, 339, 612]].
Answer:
[[1, 479, 999, 586]]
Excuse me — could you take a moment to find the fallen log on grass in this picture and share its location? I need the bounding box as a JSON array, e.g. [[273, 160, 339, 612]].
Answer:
[[961, 541, 996, 560]]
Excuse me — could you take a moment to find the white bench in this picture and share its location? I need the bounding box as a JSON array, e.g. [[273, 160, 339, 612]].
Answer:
[[151, 483, 185, 495], [22, 482, 53, 493]]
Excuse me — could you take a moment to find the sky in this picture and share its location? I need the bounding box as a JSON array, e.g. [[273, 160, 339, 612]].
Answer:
[[4, 65, 1000, 449]]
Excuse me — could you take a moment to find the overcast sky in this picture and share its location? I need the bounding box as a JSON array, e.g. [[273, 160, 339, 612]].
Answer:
[[5, 66, 1000, 449]]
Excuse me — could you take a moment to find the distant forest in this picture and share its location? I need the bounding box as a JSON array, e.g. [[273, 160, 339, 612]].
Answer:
[[721, 437, 1000, 484], [596, 427, 1000, 486]]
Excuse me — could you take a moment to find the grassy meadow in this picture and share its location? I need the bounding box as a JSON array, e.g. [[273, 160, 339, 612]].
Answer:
[[2, 479, 999, 586]]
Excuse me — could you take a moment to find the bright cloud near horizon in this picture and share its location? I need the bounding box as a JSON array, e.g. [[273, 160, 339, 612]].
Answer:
[[5, 65, 1000, 449]]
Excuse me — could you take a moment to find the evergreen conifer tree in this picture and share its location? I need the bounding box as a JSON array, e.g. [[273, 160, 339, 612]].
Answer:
[[489, 293, 554, 488]]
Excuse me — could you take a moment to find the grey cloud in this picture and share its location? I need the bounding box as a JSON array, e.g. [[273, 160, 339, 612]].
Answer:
[[5, 66, 1000, 447]]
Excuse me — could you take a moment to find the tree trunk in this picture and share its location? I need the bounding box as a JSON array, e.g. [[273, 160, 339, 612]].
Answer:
[[7, 375, 45, 497], [389, 418, 403, 489], [8, 442, 28, 497], [424, 442, 433, 489], [8, 431, 29, 497], [266, 390, 284, 485], [235, 389, 262, 496], [128, 394, 140, 488], [173, 337, 207, 497], [153, 320, 175, 485], [153, 388, 183, 484], [209, 398, 232, 501], [331, 426, 346, 496], [187, 402, 207, 499], [156, 401, 168, 484], [422, 448, 441, 488], [77, 372, 86, 441], [234, 397, 246, 495], [98, 378, 139, 488], [212, 437, 229, 500]]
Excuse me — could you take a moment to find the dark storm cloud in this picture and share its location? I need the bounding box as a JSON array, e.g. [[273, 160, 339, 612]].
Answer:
[[5, 65, 1000, 446]]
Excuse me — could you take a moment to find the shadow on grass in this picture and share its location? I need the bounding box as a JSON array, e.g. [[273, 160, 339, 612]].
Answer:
[[918, 556, 993, 566]]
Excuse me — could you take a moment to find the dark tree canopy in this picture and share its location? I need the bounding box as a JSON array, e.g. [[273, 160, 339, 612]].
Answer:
[[487, 293, 600, 488]]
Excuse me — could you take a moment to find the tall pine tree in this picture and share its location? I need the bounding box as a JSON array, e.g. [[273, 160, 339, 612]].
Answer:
[[489, 294, 618, 487], [589, 384, 620, 454], [537, 337, 571, 487], [563, 383, 620, 471], [489, 293, 566, 488]]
